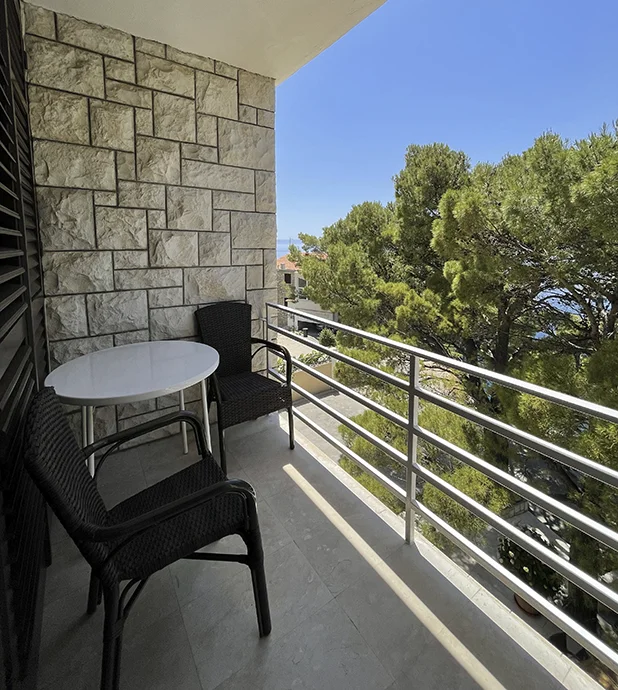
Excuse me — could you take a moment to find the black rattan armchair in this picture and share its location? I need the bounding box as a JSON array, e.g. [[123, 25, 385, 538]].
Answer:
[[23, 387, 271, 690], [195, 301, 294, 474]]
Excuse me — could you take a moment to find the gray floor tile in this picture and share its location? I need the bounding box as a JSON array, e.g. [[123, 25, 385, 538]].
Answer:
[[182, 541, 333, 690], [120, 611, 202, 690], [170, 499, 292, 607], [215, 598, 393, 690], [45, 536, 92, 606]]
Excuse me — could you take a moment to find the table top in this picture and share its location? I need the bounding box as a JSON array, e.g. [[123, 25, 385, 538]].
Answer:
[[45, 340, 219, 406]]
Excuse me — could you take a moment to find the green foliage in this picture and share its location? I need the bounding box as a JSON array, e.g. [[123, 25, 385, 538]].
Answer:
[[274, 349, 330, 374], [295, 125, 618, 629], [421, 466, 512, 551], [318, 328, 337, 347], [498, 529, 563, 601], [339, 457, 404, 514]]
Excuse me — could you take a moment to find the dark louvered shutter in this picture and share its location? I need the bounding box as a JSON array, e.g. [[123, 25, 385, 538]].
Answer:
[[0, 0, 49, 687]]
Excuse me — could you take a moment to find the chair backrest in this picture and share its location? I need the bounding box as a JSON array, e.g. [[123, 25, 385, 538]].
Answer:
[[195, 301, 253, 377], [23, 387, 111, 568]]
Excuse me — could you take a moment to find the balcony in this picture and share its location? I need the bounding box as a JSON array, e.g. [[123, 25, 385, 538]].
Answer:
[[41, 415, 594, 690], [38, 303, 615, 690]]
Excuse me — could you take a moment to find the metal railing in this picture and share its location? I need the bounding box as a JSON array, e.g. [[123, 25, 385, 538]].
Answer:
[[265, 301, 618, 673]]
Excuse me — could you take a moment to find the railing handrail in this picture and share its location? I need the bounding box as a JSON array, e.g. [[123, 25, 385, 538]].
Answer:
[[269, 301, 618, 425], [266, 301, 618, 674]]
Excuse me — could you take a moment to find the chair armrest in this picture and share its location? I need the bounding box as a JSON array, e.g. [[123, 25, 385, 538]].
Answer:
[[251, 338, 292, 385], [77, 478, 256, 543], [84, 410, 208, 466]]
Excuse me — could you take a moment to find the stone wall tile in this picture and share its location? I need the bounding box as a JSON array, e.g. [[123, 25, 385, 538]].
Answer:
[[218, 119, 274, 171], [247, 288, 277, 319], [45, 295, 88, 340], [212, 190, 255, 211], [135, 37, 165, 58], [90, 100, 134, 151], [94, 191, 117, 206], [118, 181, 165, 209], [37, 187, 95, 250], [166, 186, 211, 230], [232, 248, 262, 265], [29, 86, 89, 144], [153, 92, 195, 142], [264, 258, 277, 289], [166, 46, 214, 72], [136, 52, 194, 98], [147, 210, 166, 228], [198, 232, 230, 266], [181, 143, 217, 163], [136, 136, 180, 184], [255, 170, 276, 212], [117, 151, 136, 181], [150, 230, 198, 267], [114, 330, 150, 345], [238, 70, 275, 111], [23, 3, 55, 39], [57, 15, 133, 60], [181, 160, 254, 192], [26, 35, 104, 97], [49, 335, 114, 369], [114, 250, 148, 269], [117, 399, 157, 419], [215, 61, 237, 79], [106, 80, 152, 108], [246, 265, 263, 290], [257, 109, 275, 128], [87, 290, 148, 335], [239, 105, 257, 124], [148, 287, 184, 308], [184, 267, 245, 304], [212, 210, 230, 233], [43, 251, 113, 295], [196, 114, 217, 146], [96, 207, 147, 249], [150, 306, 196, 339], [34, 140, 115, 190], [115, 268, 183, 289], [135, 108, 154, 136], [105, 57, 135, 83], [230, 212, 276, 249], [195, 72, 237, 119]]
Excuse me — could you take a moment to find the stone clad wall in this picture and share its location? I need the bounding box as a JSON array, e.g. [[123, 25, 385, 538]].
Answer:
[[23, 2, 277, 438]]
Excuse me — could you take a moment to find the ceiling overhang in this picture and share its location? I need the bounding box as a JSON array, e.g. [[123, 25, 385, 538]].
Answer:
[[35, 0, 387, 83]]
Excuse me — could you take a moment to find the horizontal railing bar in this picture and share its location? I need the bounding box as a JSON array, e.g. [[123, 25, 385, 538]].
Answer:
[[268, 302, 618, 425], [415, 461, 618, 615], [414, 499, 618, 674], [416, 425, 618, 553], [269, 368, 408, 466], [289, 356, 409, 430], [292, 407, 406, 500], [266, 320, 408, 391], [417, 386, 618, 489]]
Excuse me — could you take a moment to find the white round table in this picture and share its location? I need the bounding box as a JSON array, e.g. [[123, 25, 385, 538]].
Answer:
[[45, 341, 220, 475]]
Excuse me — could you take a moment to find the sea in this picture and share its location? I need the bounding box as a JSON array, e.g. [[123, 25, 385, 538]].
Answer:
[[276, 237, 300, 258]]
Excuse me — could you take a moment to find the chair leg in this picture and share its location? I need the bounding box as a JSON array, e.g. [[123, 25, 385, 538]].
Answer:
[[87, 570, 101, 614], [242, 528, 272, 637], [101, 585, 122, 690], [217, 402, 227, 475], [287, 406, 295, 449]]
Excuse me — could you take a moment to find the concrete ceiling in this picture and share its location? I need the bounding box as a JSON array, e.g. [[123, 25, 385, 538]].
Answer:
[[37, 0, 387, 83]]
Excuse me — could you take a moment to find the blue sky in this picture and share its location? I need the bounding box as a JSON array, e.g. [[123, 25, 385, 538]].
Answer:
[[275, 0, 618, 251]]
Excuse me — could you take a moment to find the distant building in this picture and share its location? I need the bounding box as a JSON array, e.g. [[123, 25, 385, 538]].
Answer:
[[277, 254, 337, 333]]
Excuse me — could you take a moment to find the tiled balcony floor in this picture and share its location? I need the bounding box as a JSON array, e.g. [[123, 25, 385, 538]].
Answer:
[[39, 414, 597, 690]]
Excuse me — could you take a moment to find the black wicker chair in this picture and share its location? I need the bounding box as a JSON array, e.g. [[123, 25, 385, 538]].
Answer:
[[195, 301, 294, 474], [23, 387, 271, 690]]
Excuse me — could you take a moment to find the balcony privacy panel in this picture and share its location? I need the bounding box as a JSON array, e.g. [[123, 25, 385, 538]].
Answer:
[[0, 0, 48, 686]]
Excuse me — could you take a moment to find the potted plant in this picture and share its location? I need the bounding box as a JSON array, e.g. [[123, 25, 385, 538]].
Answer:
[[498, 526, 563, 616]]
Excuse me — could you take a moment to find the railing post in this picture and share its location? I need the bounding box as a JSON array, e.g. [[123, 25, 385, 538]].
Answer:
[[265, 303, 271, 377], [405, 355, 420, 544]]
